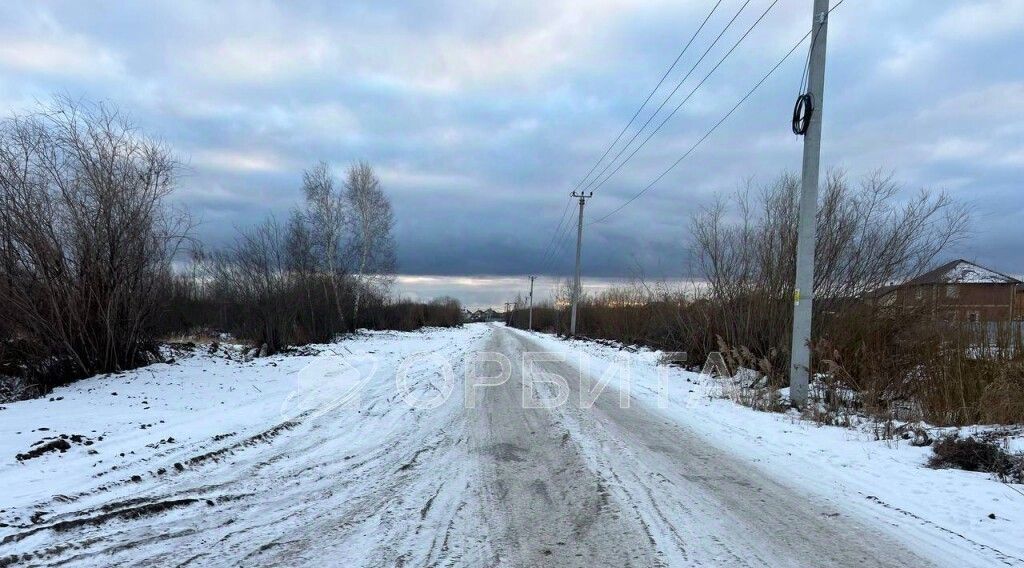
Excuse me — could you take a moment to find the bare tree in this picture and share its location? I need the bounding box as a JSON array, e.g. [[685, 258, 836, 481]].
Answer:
[[301, 161, 349, 333], [344, 161, 395, 329]]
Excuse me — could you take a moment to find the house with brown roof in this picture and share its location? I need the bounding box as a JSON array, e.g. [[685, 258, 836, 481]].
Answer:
[[872, 259, 1021, 322]]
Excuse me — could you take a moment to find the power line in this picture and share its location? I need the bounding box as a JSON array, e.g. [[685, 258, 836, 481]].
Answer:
[[541, 202, 581, 274], [588, 12, 823, 225], [569, 0, 726, 194], [580, 0, 755, 195], [536, 204, 577, 276], [589, 0, 850, 224], [539, 0, 845, 273], [585, 0, 782, 197], [537, 195, 574, 271], [538, 0, 727, 276], [540, 0, 757, 277]]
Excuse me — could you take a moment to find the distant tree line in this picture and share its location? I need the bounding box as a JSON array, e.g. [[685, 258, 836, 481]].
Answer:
[[0, 98, 459, 395]]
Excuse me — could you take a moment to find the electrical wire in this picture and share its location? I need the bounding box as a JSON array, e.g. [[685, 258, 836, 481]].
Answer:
[[540, 0, 849, 268], [538, 0, 727, 275], [545, 218, 578, 274], [580, 0, 756, 195], [590, 0, 849, 224], [585, 0, 782, 196], [569, 0, 726, 194], [537, 195, 574, 271], [540, 198, 581, 273], [589, 13, 826, 225]]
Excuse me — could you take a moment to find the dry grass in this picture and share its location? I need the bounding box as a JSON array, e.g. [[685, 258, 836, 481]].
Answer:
[[514, 293, 1024, 427]]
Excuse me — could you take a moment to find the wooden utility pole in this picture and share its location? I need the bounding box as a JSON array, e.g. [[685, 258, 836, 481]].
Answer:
[[570, 191, 592, 336], [788, 0, 830, 408], [505, 302, 513, 326], [528, 276, 536, 331]]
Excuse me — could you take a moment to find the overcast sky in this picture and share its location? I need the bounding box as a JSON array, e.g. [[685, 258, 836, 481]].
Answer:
[[1, 0, 1022, 291]]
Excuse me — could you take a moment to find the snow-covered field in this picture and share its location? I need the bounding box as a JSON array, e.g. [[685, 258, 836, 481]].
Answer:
[[0, 323, 1021, 567]]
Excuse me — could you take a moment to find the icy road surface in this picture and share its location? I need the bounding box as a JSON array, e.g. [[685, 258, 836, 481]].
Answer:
[[1, 324, 1020, 566]]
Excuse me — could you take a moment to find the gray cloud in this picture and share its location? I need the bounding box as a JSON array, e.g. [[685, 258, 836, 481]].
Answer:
[[1, 0, 1021, 281]]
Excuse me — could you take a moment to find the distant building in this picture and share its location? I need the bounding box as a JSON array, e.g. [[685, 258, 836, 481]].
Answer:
[[465, 308, 501, 322], [871, 259, 1021, 322]]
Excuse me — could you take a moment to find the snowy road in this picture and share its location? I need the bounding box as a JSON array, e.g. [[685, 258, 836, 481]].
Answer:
[[0, 324, 1016, 566], [464, 328, 929, 567]]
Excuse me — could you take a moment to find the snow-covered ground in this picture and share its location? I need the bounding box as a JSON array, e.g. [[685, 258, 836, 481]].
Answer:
[[0, 323, 1021, 567], [0, 325, 492, 566]]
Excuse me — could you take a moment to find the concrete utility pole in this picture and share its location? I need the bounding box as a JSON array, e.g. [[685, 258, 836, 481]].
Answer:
[[788, 0, 830, 408], [528, 275, 536, 331], [570, 191, 592, 336]]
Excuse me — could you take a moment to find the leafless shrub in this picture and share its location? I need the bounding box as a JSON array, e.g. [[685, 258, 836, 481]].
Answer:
[[0, 97, 189, 388], [689, 170, 969, 381], [208, 217, 307, 354], [911, 323, 1024, 425], [368, 296, 463, 331], [0, 374, 41, 403], [929, 433, 1024, 482]]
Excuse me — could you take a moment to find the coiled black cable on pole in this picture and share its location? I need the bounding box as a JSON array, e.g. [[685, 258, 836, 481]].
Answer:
[[792, 93, 813, 135]]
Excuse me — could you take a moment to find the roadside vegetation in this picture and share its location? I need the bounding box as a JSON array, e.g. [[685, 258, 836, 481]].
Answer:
[[512, 171, 1024, 429], [928, 433, 1024, 483], [0, 98, 459, 402]]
